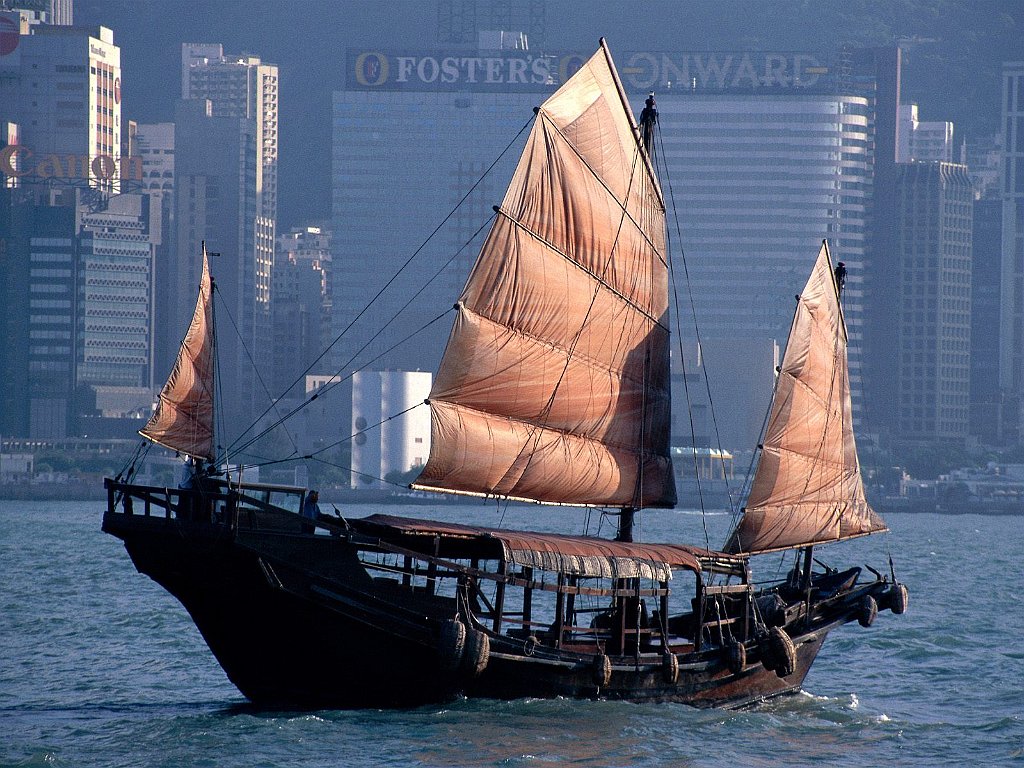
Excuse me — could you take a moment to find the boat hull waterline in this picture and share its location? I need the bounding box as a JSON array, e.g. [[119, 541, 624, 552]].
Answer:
[[102, 489, 902, 710]]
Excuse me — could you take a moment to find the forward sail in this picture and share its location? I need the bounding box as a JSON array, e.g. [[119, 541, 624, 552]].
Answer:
[[724, 242, 886, 554], [139, 247, 216, 461], [413, 41, 676, 508]]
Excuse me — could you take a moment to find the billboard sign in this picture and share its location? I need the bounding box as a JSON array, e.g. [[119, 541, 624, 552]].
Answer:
[[345, 49, 832, 93]]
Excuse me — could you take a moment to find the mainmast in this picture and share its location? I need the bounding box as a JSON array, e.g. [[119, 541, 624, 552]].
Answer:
[[616, 92, 661, 545]]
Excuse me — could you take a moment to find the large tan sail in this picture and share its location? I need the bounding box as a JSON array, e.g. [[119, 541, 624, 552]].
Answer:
[[140, 248, 215, 461], [724, 242, 886, 554], [413, 42, 676, 508]]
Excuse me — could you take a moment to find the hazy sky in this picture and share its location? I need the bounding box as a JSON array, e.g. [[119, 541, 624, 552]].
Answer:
[[74, 0, 1022, 229]]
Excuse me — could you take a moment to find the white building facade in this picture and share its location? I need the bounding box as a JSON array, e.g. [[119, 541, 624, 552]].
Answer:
[[350, 370, 431, 489]]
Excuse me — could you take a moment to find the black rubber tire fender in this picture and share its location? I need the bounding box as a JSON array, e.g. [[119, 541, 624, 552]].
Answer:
[[438, 618, 466, 672], [461, 628, 490, 677], [662, 652, 679, 684], [726, 639, 747, 675], [592, 653, 612, 688], [858, 595, 878, 628], [890, 583, 909, 615], [769, 626, 796, 678]]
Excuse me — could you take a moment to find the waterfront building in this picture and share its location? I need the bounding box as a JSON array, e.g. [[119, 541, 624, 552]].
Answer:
[[23, 201, 75, 437], [272, 225, 332, 395], [132, 122, 175, 376], [0, 19, 123, 192], [350, 370, 431, 489], [893, 161, 973, 443], [181, 42, 277, 262], [173, 97, 263, 429], [75, 191, 156, 391], [970, 197, 1003, 442], [999, 61, 1024, 443], [176, 43, 279, 427]]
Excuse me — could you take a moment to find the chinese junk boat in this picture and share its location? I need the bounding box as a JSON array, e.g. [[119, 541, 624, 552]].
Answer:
[[103, 41, 907, 709]]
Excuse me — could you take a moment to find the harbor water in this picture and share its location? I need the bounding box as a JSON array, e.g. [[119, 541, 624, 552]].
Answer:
[[1, 500, 1022, 767]]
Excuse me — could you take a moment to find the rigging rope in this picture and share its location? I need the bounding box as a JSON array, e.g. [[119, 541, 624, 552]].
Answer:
[[225, 116, 535, 458], [222, 205, 497, 463], [212, 283, 301, 464], [654, 125, 728, 552], [224, 303, 455, 465]]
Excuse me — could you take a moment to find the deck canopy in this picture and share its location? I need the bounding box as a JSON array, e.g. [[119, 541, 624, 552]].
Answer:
[[356, 514, 739, 581]]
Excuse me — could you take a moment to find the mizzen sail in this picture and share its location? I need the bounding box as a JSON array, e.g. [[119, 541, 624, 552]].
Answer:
[[413, 42, 675, 508], [139, 247, 215, 461], [724, 242, 886, 554]]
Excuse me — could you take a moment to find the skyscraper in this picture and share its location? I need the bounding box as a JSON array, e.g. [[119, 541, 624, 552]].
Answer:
[[894, 161, 973, 443], [181, 43, 277, 248], [176, 44, 279, 428], [970, 197, 1003, 442], [133, 122, 175, 377], [173, 98, 262, 430], [999, 60, 1024, 443], [654, 88, 873, 447], [0, 21, 123, 192]]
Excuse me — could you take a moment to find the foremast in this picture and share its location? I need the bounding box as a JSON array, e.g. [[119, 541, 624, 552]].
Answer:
[[724, 242, 887, 556], [139, 243, 217, 463], [617, 90, 661, 544]]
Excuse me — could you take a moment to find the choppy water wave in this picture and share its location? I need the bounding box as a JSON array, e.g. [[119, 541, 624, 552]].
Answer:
[[1, 503, 1022, 767]]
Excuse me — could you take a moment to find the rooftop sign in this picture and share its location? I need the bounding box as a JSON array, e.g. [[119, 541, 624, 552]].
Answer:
[[345, 50, 833, 93]]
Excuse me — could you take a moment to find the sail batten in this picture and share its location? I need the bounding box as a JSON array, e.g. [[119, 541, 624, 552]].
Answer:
[[139, 248, 215, 461], [415, 45, 675, 509], [533, 109, 668, 266], [492, 206, 668, 331], [724, 242, 886, 555]]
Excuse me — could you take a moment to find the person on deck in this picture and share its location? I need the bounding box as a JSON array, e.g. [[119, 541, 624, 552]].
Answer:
[[177, 457, 204, 521], [834, 261, 847, 294], [301, 489, 321, 533]]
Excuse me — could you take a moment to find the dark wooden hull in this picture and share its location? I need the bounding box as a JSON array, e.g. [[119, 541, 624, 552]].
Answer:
[[103, 509, 852, 710]]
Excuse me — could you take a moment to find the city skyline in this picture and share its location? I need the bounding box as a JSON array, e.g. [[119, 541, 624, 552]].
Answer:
[[1, 0, 1023, 463], [73, 0, 1022, 231]]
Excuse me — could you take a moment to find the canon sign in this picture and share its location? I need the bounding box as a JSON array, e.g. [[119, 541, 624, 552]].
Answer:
[[0, 145, 143, 182], [346, 49, 830, 93]]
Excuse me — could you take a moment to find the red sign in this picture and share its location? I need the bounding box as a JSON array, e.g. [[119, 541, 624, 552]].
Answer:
[[113, 77, 121, 104]]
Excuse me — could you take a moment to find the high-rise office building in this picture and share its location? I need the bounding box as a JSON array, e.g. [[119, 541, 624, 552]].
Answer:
[[0, 20, 123, 192], [73, 191, 159, 436], [654, 89, 872, 447], [971, 197, 1003, 442], [75, 192, 156, 390], [173, 98, 262, 429], [177, 44, 279, 428], [893, 161, 973, 443], [999, 61, 1024, 443], [22, 201, 75, 437], [272, 225, 332, 394], [133, 122, 175, 376], [181, 43, 277, 253]]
